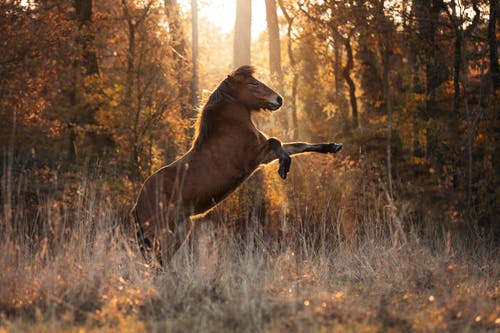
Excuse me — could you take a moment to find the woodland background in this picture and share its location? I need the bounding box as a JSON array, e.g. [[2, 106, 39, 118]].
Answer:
[[0, 0, 499, 332]]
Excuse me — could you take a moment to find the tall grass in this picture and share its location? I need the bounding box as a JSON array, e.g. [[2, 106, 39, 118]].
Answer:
[[0, 167, 499, 332]]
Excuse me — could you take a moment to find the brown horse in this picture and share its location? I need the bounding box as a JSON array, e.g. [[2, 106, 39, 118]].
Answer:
[[131, 65, 342, 266]]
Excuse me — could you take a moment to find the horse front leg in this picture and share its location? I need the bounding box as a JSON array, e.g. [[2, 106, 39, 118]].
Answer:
[[262, 138, 291, 179], [260, 140, 343, 179], [283, 142, 343, 155]]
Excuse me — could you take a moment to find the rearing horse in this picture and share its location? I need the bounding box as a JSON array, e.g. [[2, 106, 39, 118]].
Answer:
[[132, 65, 342, 266]]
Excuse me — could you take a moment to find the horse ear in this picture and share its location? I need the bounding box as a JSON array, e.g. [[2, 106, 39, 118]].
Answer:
[[233, 65, 255, 77], [229, 65, 255, 83]]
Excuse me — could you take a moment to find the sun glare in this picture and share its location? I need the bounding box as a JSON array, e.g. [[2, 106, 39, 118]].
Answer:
[[182, 0, 267, 38]]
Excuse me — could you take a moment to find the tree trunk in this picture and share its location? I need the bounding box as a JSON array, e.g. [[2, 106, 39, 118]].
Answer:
[[278, 0, 299, 139], [165, 0, 193, 120], [444, 0, 480, 207], [334, 39, 349, 133], [407, 3, 425, 157], [74, 0, 100, 76], [265, 0, 285, 132], [290, 74, 299, 139], [453, 31, 462, 114], [420, 0, 445, 110], [164, 0, 188, 64], [412, 0, 445, 130], [413, 0, 445, 164], [125, 14, 135, 106], [68, 0, 100, 163], [342, 37, 358, 129], [265, 0, 283, 86], [489, 0, 500, 214], [191, 0, 199, 108], [460, 29, 473, 209], [234, 0, 252, 67], [489, 0, 500, 91], [447, 0, 480, 115], [121, 0, 141, 179], [381, 37, 394, 197]]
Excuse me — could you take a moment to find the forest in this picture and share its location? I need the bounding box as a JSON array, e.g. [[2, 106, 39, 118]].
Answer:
[[0, 0, 499, 332]]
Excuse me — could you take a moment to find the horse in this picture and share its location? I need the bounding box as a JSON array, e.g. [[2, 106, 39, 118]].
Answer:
[[131, 65, 343, 267]]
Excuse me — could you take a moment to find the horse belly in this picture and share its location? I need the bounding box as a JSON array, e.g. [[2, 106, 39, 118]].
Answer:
[[152, 149, 260, 216], [188, 172, 250, 215]]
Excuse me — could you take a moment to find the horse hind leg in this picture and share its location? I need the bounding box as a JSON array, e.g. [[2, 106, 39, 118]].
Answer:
[[157, 216, 195, 268], [131, 211, 164, 269], [136, 225, 164, 268], [147, 237, 164, 268]]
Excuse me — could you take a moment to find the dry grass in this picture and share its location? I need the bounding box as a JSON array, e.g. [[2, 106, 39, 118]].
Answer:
[[0, 174, 499, 333]]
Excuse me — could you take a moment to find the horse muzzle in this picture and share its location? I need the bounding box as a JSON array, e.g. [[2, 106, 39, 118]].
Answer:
[[267, 95, 283, 111]]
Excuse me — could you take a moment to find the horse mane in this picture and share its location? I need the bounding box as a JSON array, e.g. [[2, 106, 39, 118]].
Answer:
[[192, 66, 256, 150]]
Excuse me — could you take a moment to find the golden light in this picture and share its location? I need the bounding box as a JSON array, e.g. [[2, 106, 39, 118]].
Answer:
[[182, 0, 268, 37]]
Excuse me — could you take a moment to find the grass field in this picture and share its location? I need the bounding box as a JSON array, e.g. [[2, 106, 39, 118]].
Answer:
[[0, 175, 499, 333]]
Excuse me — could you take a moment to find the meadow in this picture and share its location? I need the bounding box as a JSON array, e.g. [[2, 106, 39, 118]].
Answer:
[[1, 158, 498, 333]]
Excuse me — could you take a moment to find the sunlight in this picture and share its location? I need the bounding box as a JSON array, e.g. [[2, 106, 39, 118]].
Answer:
[[182, 0, 267, 37]]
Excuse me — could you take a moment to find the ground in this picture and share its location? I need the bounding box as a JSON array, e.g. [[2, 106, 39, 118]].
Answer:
[[1, 222, 498, 333]]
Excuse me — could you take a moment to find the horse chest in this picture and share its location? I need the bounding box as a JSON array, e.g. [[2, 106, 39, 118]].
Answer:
[[215, 131, 263, 171], [176, 127, 266, 214]]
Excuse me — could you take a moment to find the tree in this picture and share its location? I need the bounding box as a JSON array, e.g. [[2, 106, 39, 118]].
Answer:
[[444, 0, 480, 114], [265, 0, 284, 87], [121, 0, 154, 177], [417, 0, 447, 108], [299, 0, 359, 131], [74, 0, 100, 76], [164, 0, 193, 120], [278, 0, 299, 138], [265, 0, 286, 132], [114, 0, 189, 178], [0, 2, 76, 164], [191, 0, 199, 108], [489, 0, 500, 91], [341, 34, 358, 129], [234, 0, 252, 67], [67, 0, 102, 163]]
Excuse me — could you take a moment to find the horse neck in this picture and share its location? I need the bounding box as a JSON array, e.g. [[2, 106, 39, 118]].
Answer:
[[193, 102, 256, 150], [215, 103, 254, 129]]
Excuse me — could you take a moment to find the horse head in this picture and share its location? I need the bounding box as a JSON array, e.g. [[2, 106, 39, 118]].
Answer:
[[227, 65, 283, 111]]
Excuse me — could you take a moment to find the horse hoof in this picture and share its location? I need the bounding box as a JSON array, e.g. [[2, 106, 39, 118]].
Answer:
[[278, 164, 288, 179], [332, 143, 343, 153], [278, 155, 291, 179], [279, 170, 287, 179]]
